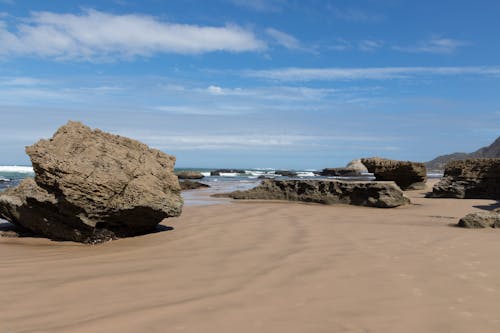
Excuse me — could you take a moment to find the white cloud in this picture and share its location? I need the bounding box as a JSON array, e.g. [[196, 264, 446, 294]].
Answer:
[[394, 37, 468, 54], [265, 28, 301, 50], [0, 9, 265, 61], [245, 66, 500, 81], [135, 133, 392, 150], [0, 77, 46, 86], [357, 39, 383, 52]]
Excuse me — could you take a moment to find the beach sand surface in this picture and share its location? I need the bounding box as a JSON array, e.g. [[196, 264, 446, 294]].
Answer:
[[1, 180, 500, 333]]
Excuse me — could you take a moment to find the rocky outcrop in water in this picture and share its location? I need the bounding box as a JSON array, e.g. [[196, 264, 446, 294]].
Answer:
[[318, 159, 368, 177], [0, 121, 183, 243], [210, 169, 245, 176], [216, 179, 410, 208], [176, 171, 204, 179], [361, 157, 427, 190], [458, 209, 500, 228], [430, 158, 500, 199], [275, 170, 298, 177], [180, 180, 210, 190]]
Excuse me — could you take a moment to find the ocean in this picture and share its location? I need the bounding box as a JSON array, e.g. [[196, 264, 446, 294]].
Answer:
[[0, 166, 442, 206]]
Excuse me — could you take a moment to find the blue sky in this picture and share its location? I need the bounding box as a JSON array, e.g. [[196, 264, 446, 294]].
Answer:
[[0, 0, 499, 168]]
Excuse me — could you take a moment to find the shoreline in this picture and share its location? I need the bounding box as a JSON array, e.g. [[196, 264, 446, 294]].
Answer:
[[2, 180, 500, 332]]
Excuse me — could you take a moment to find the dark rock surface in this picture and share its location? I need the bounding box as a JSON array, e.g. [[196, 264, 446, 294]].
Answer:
[[175, 171, 204, 180], [361, 157, 427, 190], [210, 169, 245, 176], [180, 180, 210, 190], [426, 136, 500, 171], [430, 158, 500, 199], [275, 170, 298, 177], [319, 168, 362, 177], [215, 179, 410, 208], [0, 121, 183, 243], [458, 209, 500, 228]]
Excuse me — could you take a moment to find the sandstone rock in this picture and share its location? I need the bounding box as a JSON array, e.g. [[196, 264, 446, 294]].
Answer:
[[430, 158, 500, 199], [346, 159, 369, 173], [180, 180, 210, 190], [0, 121, 183, 243], [361, 157, 427, 190], [215, 179, 410, 208], [175, 171, 204, 179], [458, 210, 500, 228]]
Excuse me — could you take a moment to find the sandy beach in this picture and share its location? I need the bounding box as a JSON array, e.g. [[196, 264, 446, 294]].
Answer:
[[1, 180, 500, 333]]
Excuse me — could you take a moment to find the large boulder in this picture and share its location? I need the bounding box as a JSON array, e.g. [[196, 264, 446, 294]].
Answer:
[[430, 158, 500, 199], [216, 179, 410, 208], [458, 209, 500, 228], [0, 121, 183, 243], [346, 159, 369, 174], [361, 157, 427, 190]]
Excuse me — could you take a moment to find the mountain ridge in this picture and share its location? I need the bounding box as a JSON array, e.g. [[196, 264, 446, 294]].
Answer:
[[426, 136, 500, 171]]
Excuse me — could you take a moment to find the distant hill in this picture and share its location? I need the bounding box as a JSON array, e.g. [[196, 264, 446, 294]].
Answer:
[[426, 136, 500, 171]]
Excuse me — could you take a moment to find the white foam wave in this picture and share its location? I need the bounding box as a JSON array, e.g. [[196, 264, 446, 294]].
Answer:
[[219, 172, 239, 177], [0, 176, 10, 182], [201, 172, 211, 177], [297, 172, 316, 177], [0, 166, 34, 173]]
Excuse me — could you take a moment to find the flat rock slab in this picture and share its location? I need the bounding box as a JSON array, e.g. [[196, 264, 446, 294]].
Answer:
[[216, 179, 410, 208], [0, 121, 183, 243]]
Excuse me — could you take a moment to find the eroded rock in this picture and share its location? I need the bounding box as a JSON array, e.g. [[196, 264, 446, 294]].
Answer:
[[215, 179, 410, 208], [458, 210, 500, 228], [430, 158, 500, 199], [361, 157, 427, 190], [0, 121, 183, 243]]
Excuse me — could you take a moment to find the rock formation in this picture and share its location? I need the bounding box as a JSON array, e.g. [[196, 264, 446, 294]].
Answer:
[[216, 179, 410, 208], [180, 180, 210, 190], [0, 121, 183, 243], [430, 158, 500, 199], [176, 171, 204, 179], [346, 159, 369, 173], [210, 169, 245, 176], [275, 170, 298, 177], [458, 209, 500, 228], [361, 157, 427, 190], [319, 159, 368, 177]]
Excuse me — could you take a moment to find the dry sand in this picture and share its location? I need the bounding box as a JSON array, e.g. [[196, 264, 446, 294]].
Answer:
[[1, 180, 500, 333]]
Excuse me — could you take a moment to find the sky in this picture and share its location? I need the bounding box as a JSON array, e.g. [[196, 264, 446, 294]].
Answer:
[[0, 0, 499, 169]]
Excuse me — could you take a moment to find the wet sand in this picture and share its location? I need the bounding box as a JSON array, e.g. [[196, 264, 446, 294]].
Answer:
[[1, 180, 500, 333]]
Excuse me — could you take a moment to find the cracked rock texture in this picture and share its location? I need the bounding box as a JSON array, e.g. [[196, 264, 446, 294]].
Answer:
[[216, 179, 410, 208], [0, 121, 183, 243], [431, 158, 500, 199]]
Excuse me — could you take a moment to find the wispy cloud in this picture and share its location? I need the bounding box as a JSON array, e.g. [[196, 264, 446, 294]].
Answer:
[[0, 9, 265, 61], [357, 39, 384, 52], [394, 37, 468, 54], [227, 0, 286, 12], [327, 6, 384, 23], [245, 66, 500, 81], [265, 28, 300, 49], [0, 76, 47, 86]]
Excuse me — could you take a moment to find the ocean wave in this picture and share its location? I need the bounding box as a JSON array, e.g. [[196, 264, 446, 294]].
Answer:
[[201, 172, 211, 177], [0, 176, 10, 182], [296, 172, 316, 177], [0, 166, 34, 173], [218, 172, 240, 177]]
